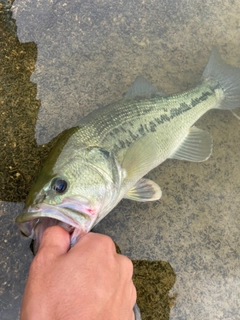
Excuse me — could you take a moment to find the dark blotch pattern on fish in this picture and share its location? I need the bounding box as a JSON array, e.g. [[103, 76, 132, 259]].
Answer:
[[112, 89, 214, 153], [99, 148, 110, 158], [170, 102, 191, 117], [190, 91, 212, 107], [149, 121, 157, 132], [154, 114, 171, 125], [113, 139, 132, 153], [119, 140, 126, 149], [138, 124, 145, 135], [144, 124, 150, 133], [169, 91, 212, 118], [113, 128, 120, 135], [128, 130, 139, 140]]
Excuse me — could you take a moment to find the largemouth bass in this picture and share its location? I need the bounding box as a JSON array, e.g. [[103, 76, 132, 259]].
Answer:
[[16, 48, 240, 252]]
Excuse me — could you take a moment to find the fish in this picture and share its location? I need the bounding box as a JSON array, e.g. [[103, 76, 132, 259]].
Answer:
[[16, 48, 240, 253]]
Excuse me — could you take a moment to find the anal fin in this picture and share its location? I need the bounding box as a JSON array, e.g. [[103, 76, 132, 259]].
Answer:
[[169, 126, 213, 162]]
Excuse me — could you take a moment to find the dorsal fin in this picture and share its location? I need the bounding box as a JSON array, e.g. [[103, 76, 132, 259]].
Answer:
[[124, 76, 166, 99]]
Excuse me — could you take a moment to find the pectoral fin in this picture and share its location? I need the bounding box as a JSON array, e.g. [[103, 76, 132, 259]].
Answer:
[[122, 133, 158, 180], [169, 126, 212, 162], [124, 178, 162, 202]]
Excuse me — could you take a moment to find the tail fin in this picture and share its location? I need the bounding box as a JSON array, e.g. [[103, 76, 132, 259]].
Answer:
[[201, 47, 240, 110]]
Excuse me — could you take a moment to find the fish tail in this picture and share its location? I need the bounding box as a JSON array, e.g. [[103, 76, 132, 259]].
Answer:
[[201, 47, 240, 110]]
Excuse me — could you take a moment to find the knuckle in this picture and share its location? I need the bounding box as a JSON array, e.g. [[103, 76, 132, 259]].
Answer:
[[92, 233, 116, 251], [99, 234, 114, 244], [102, 235, 116, 250], [132, 284, 137, 302], [120, 255, 134, 274]]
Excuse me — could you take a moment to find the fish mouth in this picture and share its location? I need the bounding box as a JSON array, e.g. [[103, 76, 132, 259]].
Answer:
[[16, 203, 95, 254]]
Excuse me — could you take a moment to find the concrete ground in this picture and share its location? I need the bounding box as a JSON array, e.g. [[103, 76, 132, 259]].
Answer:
[[1, 0, 240, 319]]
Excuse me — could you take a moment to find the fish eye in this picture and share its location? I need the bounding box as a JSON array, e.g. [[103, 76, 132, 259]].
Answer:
[[51, 178, 68, 194]]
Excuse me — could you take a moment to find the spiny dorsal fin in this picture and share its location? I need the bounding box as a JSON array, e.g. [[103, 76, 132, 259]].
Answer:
[[124, 178, 162, 202]]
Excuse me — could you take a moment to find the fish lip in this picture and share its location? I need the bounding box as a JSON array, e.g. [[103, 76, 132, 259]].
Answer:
[[16, 203, 92, 238]]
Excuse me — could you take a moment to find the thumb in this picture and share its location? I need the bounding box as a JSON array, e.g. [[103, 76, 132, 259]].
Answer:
[[37, 226, 70, 256]]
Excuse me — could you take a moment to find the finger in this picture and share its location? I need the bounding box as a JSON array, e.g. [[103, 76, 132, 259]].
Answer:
[[37, 226, 70, 257], [117, 254, 134, 279], [72, 232, 116, 254], [131, 283, 137, 304], [131, 312, 135, 320]]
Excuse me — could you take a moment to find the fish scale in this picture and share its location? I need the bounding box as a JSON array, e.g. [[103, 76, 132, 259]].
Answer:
[[70, 82, 219, 167], [15, 49, 240, 318]]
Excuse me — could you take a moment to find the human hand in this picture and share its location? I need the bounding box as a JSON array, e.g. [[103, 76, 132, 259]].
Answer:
[[20, 226, 136, 320]]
